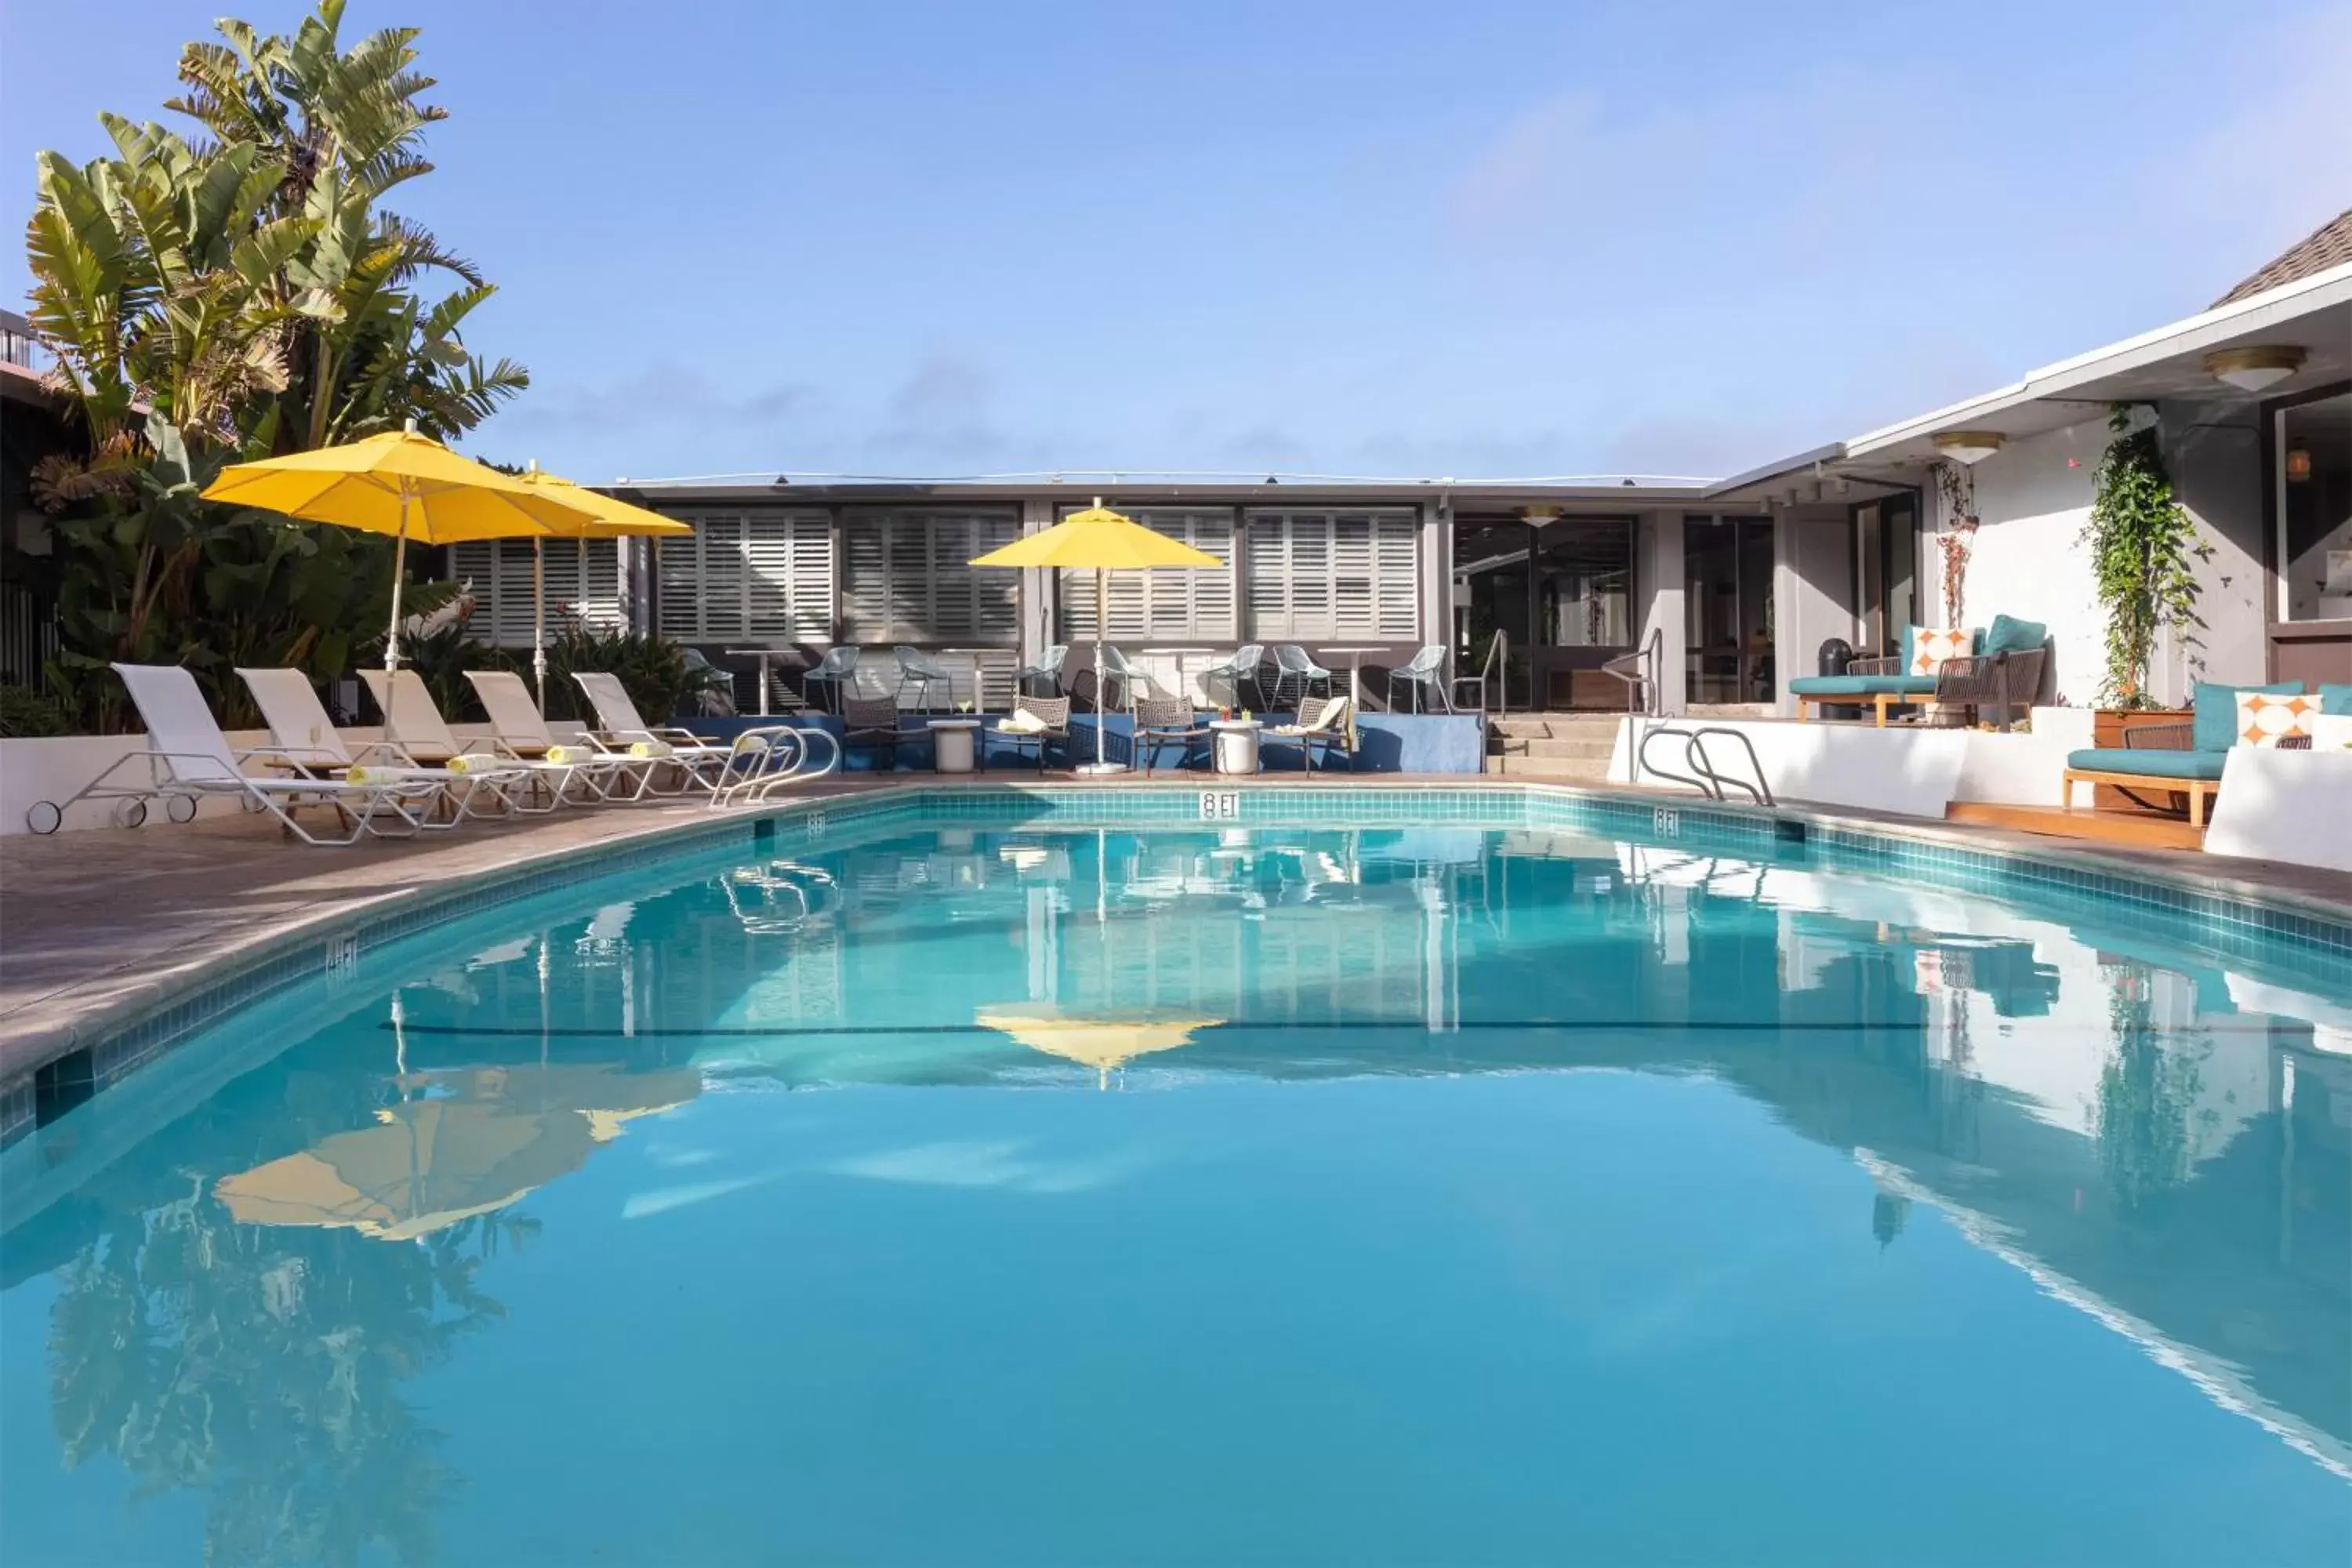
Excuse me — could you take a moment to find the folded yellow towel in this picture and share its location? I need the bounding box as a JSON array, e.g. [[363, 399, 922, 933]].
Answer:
[[343, 764, 379, 785], [628, 739, 673, 760], [544, 745, 586, 766], [445, 753, 495, 775], [1000, 711, 1046, 735], [733, 733, 771, 753]]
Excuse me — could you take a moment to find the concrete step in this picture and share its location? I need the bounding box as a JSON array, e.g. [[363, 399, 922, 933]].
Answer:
[[1487, 735, 1617, 760], [1687, 702, 1773, 718], [1486, 714, 1626, 740], [1487, 753, 1613, 781]]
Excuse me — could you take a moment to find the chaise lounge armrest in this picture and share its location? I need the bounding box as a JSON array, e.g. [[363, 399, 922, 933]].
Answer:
[[1846, 655, 1904, 677]]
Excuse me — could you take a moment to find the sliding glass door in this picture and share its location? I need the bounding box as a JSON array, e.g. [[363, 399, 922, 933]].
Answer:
[[1685, 517, 1774, 704]]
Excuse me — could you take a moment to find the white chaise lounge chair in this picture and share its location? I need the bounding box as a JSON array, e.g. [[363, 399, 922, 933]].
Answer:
[[21, 663, 441, 844], [238, 666, 519, 827], [463, 670, 645, 800], [359, 668, 607, 811], [570, 670, 837, 800]]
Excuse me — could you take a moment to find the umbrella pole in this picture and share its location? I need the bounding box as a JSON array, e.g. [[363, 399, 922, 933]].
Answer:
[[384, 490, 410, 750], [1096, 567, 1108, 771], [386, 492, 410, 673], [533, 536, 547, 712]]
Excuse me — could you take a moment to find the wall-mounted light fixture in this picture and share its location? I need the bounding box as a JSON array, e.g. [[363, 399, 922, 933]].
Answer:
[[2286, 446, 2314, 483], [1522, 506, 1563, 527], [2203, 345, 2307, 394], [1933, 430, 2005, 465]]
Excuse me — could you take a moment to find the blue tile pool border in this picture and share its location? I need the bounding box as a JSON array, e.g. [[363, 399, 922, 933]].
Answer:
[[4, 779, 2345, 1149]]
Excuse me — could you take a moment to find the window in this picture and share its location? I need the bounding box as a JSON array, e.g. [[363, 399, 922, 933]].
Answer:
[[1243, 509, 1417, 640], [448, 538, 624, 647], [1056, 507, 1237, 641], [653, 509, 833, 642], [838, 508, 1020, 644], [2278, 390, 2351, 622], [1534, 521, 1632, 647]]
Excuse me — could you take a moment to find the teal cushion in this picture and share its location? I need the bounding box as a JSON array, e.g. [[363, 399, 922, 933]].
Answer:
[[2317, 682, 2352, 716], [2065, 748, 2229, 781], [2191, 681, 2299, 753], [1789, 674, 1940, 697], [1983, 614, 2047, 656]]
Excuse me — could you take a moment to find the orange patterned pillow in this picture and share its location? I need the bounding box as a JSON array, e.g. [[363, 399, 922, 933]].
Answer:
[[2235, 691, 2321, 747], [1910, 628, 1972, 677]]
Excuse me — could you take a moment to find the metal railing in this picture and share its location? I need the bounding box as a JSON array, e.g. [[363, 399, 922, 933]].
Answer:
[[1633, 720, 1775, 806], [1602, 626, 1663, 717]]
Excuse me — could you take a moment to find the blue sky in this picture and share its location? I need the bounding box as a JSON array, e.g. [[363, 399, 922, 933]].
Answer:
[[5, 1, 2346, 483]]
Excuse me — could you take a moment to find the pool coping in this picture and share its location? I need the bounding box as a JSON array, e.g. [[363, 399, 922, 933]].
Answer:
[[5, 776, 2347, 1148]]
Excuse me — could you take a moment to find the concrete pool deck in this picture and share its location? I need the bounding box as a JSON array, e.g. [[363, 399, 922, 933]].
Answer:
[[4, 771, 2347, 1094]]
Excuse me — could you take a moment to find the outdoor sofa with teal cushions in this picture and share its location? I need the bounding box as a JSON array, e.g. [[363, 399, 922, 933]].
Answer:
[[2060, 680, 2310, 828], [1788, 616, 2047, 729]]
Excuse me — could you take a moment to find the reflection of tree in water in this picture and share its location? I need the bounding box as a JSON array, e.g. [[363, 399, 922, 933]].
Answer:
[[1872, 1189, 1911, 1250], [46, 1183, 528, 1568], [2095, 966, 2205, 1210]]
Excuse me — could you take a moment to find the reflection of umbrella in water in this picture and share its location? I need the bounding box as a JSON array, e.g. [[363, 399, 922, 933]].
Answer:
[[215, 1099, 599, 1241], [214, 1065, 700, 1240], [978, 1007, 1221, 1090]]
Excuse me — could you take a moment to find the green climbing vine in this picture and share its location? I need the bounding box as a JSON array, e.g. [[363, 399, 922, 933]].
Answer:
[[2082, 405, 2210, 709]]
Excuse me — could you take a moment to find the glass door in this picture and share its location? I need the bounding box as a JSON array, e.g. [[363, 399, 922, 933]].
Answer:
[[1685, 517, 1775, 704]]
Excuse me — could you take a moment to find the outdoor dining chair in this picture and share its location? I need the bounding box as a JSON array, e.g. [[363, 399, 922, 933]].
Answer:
[[1018, 643, 1069, 697], [1454, 635, 1504, 715], [992, 695, 1071, 771], [1264, 695, 1355, 772], [801, 646, 860, 713], [840, 695, 913, 773], [893, 646, 954, 712], [1132, 696, 1213, 775], [1098, 644, 1142, 713], [1387, 645, 1453, 713], [1204, 644, 1267, 710], [1270, 645, 1334, 709]]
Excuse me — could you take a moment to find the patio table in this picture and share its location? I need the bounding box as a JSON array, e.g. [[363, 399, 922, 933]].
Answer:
[[1141, 646, 1216, 706], [722, 648, 804, 717], [929, 718, 982, 774], [1316, 646, 1385, 743], [1210, 718, 1261, 775]]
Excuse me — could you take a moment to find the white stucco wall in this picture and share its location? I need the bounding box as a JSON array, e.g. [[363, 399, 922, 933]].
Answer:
[[1943, 417, 2107, 707]]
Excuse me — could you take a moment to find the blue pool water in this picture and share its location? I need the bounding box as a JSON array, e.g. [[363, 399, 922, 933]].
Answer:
[[3, 820, 2348, 1566]]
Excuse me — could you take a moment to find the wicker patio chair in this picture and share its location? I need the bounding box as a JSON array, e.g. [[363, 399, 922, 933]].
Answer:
[[1132, 696, 1212, 775]]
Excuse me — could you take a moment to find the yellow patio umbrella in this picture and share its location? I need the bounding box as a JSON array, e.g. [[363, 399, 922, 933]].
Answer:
[[971, 499, 1221, 775], [510, 463, 694, 710], [200, 422, 603, 677], [977, 1005, 1221, 1090]]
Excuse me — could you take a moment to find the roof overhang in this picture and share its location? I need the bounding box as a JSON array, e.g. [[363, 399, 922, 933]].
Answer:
[[607, 476, 1719, 512], [1844, 260, 2352, 469]]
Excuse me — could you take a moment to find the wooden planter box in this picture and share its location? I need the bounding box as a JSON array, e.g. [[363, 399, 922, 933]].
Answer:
[[2089, 707, 2193, 812]]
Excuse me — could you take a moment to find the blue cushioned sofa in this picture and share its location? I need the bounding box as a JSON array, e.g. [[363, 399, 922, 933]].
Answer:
[[2060, 681, 2347, 828]]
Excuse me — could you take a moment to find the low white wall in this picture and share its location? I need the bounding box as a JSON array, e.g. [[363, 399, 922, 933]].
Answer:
[[0, 722, 588, 836], [1609, 708, 2096, 818], [2205, 749, 2352, 874]]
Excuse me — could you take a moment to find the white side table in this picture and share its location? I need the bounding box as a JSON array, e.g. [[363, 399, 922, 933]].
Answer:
[[1210, 719, 1261, 775], [931, 718, 982, 774]]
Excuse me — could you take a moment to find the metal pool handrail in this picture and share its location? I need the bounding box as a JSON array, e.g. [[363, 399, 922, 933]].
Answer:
[[1634, 721, 1775, 807]]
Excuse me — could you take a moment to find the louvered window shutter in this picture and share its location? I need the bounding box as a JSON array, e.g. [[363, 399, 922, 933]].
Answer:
[[1374, 513, 1419, 637], [1057, 508, 1236, 642], [1243, 509, 1416, 641]]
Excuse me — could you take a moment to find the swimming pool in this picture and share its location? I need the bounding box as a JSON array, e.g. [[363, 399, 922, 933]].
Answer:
[[4, 799, 2348, 1566]]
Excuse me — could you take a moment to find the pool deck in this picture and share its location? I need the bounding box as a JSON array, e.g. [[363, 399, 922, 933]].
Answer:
[[3, 771, 2347, 1091]]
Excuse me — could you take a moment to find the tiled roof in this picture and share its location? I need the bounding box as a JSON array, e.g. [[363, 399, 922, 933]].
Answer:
[[2212, 206, 2352, 307]]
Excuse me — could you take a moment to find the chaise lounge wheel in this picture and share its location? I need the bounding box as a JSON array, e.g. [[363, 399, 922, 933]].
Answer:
[[114, 797, 148, 829], [25, 800, 61, 835], [166, 794, 199, 824]]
